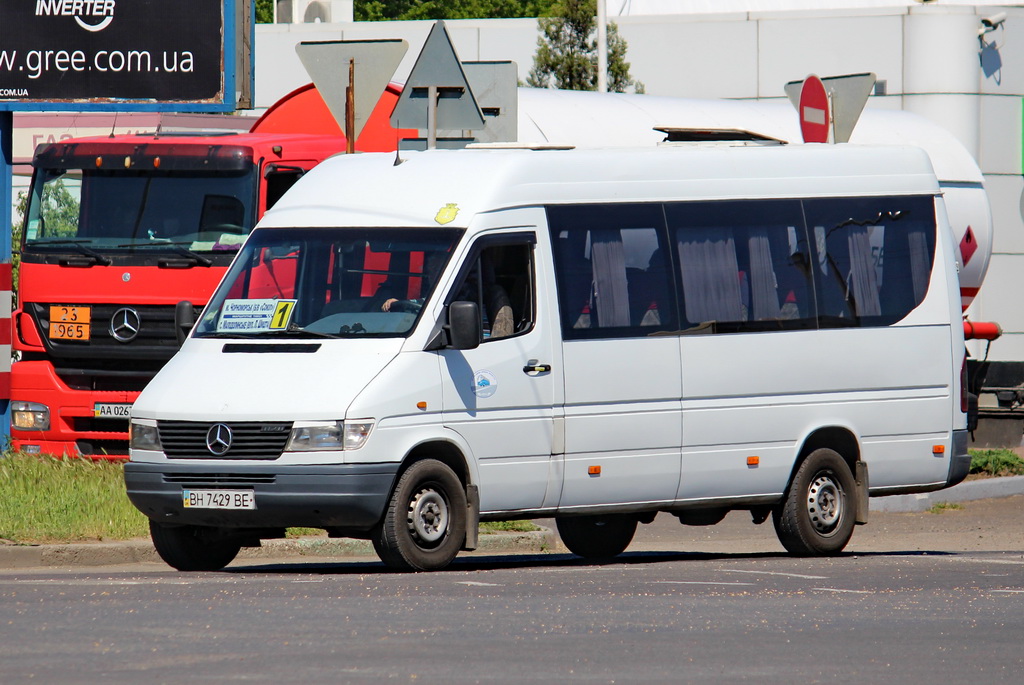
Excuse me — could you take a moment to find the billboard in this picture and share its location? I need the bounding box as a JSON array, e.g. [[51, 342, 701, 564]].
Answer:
[[0, 1, 239, 111]]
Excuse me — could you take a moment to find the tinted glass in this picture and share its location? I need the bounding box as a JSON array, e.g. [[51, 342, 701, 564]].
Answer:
[[803, 196, 936, 327], [666, 199, 815, 333], [548, 204, 677, 339]]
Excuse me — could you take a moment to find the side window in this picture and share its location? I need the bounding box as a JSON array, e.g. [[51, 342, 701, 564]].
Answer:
[[803, 196, 935, 327], [666, 200, 814, 334], [451, 239, 536, 342], [548, 204, 676, 339], [264, 167, 306, 211]]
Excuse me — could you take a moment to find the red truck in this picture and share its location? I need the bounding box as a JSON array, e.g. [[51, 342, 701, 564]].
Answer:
[[11, 84, 411, 458]]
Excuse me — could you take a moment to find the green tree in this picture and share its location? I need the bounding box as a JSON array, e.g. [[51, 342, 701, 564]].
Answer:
[[527, 0, 643, 93], [256, 0, 273, 23], [355, 0, 556, 21]]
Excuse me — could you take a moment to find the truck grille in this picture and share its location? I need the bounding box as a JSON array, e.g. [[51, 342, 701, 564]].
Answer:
[[29, 302, 202, 360], [158, 421, 292, 460]]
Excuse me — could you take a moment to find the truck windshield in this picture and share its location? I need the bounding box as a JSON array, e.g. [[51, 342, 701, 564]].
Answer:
[[195, 226, 463, 339], [22, 167, 256, 255]]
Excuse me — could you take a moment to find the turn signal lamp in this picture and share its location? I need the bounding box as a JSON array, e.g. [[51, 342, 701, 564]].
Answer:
[[933, 445, 945, 455], [747, 456, 760, 467], [588, 465, 601, 476]]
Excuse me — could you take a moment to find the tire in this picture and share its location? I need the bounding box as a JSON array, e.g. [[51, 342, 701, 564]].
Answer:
[[372, 459, 467, 572], [556, 515, 638, 559], [773, 448, 857, 556], [149, 521, 242, 572]]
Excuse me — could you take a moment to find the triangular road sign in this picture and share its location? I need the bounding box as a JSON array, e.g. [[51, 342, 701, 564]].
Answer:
[[784, 72, 876, 144], [391, 21, 485, 131], [296, 39, 408, 144]]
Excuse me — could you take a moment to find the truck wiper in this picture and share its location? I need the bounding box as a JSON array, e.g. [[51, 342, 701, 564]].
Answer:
[[116, 241, 213, 267], [30, 239, 112, 266]]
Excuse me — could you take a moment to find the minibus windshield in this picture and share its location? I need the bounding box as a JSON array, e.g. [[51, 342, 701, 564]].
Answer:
[[195, 227, 463, 339]]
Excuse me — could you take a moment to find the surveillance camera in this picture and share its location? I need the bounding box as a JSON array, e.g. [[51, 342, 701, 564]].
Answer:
[[981, 12, 1007, 30]]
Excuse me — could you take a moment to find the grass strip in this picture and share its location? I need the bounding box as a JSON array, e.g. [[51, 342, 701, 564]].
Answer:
[[0, 454, 148, 544], [969, 449, 1024, 477]]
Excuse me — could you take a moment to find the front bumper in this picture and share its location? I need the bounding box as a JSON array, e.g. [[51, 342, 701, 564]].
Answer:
[[124, 461, 401, 530]]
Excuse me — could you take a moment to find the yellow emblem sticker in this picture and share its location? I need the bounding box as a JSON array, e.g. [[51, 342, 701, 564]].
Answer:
[[435, 203, 459, 225]]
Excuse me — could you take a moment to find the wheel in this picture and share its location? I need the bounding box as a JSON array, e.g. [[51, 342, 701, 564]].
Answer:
[[773, 448, 857, 556], [556, 515, 638, 559], [149, 521, 242, 571], [372, 459, 467, 572]]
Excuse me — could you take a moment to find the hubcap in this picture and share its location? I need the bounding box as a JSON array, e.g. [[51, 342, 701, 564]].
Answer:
[[407, 487, 449, 545], [805, 474, 843, 535]]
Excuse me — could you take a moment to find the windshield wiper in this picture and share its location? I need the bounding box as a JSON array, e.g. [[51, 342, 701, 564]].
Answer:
[[116, 241, 213, 267], [285, 322, 341, 339], [29, 239, 112, 266]]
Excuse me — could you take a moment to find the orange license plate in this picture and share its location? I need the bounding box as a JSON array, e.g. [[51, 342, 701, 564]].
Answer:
[[49, 306, 91, 341]]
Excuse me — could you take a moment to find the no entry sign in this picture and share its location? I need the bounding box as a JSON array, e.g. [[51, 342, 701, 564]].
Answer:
[[799, 75, 831, 143]]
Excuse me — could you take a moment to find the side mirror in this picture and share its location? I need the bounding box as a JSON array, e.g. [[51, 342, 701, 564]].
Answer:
[[175, 300, 195, 346], [448, 301, 481, 350]]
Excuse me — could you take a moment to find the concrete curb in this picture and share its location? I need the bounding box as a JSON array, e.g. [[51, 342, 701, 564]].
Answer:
[[0, 527, 559, 570], [870, 475, 1024, 513]]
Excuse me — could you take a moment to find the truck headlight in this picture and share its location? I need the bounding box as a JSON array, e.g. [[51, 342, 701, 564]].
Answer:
[[285, 420, 374, 452], [12, 402, 50, 431], [130, 421, 162, 451]]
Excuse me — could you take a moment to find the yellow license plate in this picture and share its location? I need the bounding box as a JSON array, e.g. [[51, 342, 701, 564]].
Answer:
[[49, 306, 91, 341]]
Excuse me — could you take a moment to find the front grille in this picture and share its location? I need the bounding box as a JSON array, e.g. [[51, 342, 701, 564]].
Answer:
[[29, 302, 202, 359], [76, 439, 129, 457], [158, 421, 292, 460], [162, 473, 277, 485], [71, 416, 130, 433]]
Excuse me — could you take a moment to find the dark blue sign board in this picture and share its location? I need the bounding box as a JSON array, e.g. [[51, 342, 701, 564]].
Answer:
[[0, 0, 240, 112], [0, 2, 249, 443]]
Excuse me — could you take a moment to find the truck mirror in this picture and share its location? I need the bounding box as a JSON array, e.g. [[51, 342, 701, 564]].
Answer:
[[448, 301, 481, 350], [175, 300, 195, 346]]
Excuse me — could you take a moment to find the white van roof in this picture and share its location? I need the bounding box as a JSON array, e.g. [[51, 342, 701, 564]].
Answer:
[[261, 143, 940, 230]]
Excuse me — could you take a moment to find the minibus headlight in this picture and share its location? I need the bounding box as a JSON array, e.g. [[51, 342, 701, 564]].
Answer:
[[285, 421, 374, 451], [129, 421, 162, 451], [12, 402, 50, 431], [286, 421, 346, 451]]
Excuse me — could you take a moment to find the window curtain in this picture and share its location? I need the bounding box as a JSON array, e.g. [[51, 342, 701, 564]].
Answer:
[[847, 226, 881, 317], [908, 229, 930, 304], [590, 229, 631, 327], [748, 229, 781, 321], [676, 228, 743, 323]]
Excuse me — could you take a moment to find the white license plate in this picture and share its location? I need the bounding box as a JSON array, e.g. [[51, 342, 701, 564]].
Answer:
[[182, 490, 256, 510], [94, 402, 132, 418]]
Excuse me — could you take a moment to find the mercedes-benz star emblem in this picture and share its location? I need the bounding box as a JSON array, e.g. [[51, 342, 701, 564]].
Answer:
[[206, 424, 233, 456], [110, 307, 141, 343]]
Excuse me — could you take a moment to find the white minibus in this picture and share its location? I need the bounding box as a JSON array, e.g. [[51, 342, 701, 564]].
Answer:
[[125, 141, 970, 571]]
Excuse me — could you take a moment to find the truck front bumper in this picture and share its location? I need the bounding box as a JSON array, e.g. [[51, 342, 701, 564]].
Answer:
[[124, 461, 400, 530]]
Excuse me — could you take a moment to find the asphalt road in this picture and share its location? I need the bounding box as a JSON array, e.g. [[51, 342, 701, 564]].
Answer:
[[1, 496, 1022, 684]]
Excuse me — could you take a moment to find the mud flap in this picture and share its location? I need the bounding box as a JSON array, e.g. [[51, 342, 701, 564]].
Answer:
[[855, 460, 869, 525], [463, 484, 480, 551]]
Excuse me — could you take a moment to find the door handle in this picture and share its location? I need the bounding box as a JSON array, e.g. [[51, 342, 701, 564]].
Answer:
[[523, 363, 552, 374]]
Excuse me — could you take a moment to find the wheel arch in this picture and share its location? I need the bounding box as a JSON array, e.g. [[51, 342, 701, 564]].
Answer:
[[794, 425, 861, 477], [401, 439, 473, 488], [789, 425, 868, 525]]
